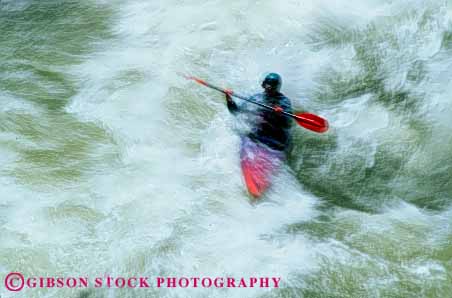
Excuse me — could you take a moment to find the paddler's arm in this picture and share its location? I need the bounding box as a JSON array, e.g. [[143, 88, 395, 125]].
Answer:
[[273, 95, 293, 115], [225, 89, 239, 114], [284, 97, 293, 114]]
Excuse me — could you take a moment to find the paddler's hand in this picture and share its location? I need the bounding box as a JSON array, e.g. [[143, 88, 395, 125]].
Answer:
[[224, 89, 234, 103], [273, 106, 284, 114]]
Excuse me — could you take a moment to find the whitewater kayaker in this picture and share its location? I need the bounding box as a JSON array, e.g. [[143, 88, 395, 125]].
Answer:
[[225, 73, 293, 151]]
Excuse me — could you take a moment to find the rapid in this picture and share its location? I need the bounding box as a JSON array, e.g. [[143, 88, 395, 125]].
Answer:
[[1, 0, 451, 297]]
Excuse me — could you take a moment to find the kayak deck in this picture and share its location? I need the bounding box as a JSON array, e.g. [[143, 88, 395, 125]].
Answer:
[[240, 136, 284, 198]]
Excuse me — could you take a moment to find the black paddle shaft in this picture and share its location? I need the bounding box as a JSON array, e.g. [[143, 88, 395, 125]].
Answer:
[[199, 79, 296, 119], [185, 75, 327, 130]]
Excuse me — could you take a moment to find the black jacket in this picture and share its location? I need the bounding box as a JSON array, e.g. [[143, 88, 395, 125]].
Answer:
[[227, 92, 293, 151]]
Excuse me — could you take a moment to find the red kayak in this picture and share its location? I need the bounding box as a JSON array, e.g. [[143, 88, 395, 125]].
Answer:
[[240, 136, 284, 198]]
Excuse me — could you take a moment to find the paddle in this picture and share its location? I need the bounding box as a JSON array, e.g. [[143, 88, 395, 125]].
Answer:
[[181, 74, 329, 133]]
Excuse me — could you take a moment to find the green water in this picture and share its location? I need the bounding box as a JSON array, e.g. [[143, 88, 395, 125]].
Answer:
[[1, 1, 451, 298]]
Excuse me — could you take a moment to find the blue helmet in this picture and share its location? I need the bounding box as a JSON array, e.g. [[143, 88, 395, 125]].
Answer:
[[261, 73, 282, 92]]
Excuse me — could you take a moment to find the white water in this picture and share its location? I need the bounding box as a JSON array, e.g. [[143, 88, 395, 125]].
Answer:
[[1, 0, 452, 297]]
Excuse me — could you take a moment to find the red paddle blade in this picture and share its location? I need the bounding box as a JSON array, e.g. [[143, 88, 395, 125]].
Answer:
[[178, 73, 208, 86], [294, 112, 329, 133], [188, 76, 208, 86]]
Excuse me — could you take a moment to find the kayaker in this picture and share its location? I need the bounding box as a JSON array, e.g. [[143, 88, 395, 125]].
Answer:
[[225, 73, 293, 151]]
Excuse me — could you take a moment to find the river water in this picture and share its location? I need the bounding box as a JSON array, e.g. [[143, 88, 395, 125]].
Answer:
[[1, 0, 451, 297]]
